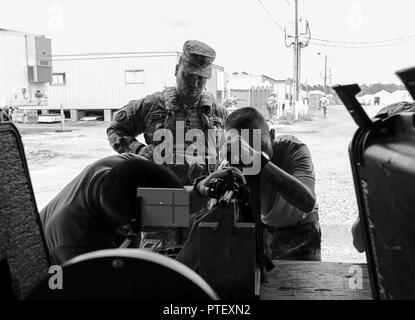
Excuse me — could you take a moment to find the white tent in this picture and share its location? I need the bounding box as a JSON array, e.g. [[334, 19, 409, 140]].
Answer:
[[372, 90, 393, 105], [359, 89, 413, 106], [390, 90, 413, 103]]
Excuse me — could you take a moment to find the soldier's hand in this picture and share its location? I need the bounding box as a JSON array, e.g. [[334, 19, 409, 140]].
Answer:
[[220, 134, 261, 168], [137, 144, 155, 160], [195, 167, 245, 197]]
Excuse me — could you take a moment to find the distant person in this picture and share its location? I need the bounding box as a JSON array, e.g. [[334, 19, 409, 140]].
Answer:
[[39, 155, 181, 264], [351, 101, 415, 253], [320, 95, 329, 118]]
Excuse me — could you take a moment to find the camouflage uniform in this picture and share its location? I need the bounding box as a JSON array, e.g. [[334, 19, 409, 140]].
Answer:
[[107, 87, 228, 246], [107, 87, 228, 185]]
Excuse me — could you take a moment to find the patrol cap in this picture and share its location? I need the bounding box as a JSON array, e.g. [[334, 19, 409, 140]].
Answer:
[[181, 40, 216, 79]]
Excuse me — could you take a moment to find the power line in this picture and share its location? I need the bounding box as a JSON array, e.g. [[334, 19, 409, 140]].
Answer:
[[308, 34, 415, 45], [305, 37, 415, 49], [258, 0, 415, 49], [257, 0, 285, 32]]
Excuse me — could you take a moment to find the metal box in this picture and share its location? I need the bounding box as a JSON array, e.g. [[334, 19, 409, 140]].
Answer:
[[334, 72, 415, 299], [27, 36, 52, 83]]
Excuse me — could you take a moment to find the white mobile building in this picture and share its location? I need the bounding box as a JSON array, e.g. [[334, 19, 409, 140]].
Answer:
[[0, 29, 52, 110], [48, 52, 225, 121]]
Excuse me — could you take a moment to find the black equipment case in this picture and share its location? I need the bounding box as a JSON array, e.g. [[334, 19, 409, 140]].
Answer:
[[333, 67, 415, 299]]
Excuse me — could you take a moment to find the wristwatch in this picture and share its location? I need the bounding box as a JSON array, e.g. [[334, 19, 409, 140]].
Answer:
[[261, 151, 270, 169]]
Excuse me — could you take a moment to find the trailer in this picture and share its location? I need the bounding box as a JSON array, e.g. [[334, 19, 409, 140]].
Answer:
[[48, 52, 225, 121]]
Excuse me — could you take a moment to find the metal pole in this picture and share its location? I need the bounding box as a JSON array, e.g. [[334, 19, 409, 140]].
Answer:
[[329, 68, 332, 89], [292, 0, 301, 120], [324, 54, 327, 94], [294, 0, 299, 102], [60, 103, 65, 131], [293, 53, 298, 100], [55, 103, 71, 132]]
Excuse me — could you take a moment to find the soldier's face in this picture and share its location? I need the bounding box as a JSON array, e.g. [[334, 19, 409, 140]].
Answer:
[[175, 63, 207, 104]]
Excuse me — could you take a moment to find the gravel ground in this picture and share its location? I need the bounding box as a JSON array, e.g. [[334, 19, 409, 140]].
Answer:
[[16, 104, 383, 263]]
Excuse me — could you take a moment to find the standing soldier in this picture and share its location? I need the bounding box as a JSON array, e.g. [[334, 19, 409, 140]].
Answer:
[[320, 95, 329, 118], [107, 40, 228, 245], [107, 40, 227, 185]]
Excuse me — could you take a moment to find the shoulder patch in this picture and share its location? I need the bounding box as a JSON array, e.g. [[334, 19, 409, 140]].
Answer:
[[116, 111, 127, 121]]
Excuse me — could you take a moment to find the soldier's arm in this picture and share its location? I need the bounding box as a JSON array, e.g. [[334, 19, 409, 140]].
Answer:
[[107, 99, 148, 154], [262, 162, 316, 213], [265, 139, 316, 213], [215, 101, 229, 124], [213, 101, 229, 156]]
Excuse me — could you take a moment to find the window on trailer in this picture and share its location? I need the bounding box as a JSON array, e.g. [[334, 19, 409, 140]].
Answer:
[[125, 70, 144, 84], [51, 73, 66, 85]]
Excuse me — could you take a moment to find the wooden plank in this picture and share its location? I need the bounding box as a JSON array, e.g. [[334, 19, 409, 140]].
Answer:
[[260, 261, 372, 300]]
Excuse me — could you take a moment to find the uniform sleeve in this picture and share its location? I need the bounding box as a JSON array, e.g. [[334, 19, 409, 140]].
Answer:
[[107, 99, 149, 154], [214, 102, 229, 124], [211, 102, 229, 162]]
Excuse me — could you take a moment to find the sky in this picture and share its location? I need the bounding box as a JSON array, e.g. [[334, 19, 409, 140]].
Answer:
[[1, 0, 414, 85]]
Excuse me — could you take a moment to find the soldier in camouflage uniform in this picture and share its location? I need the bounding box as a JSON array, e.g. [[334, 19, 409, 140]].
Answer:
[[107, 40, 228, 246]]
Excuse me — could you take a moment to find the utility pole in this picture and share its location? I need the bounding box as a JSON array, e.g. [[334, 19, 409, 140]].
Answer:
[[318, 52, 329, 94], [324, 54, 327, 94], [284, 0, 310, 119], [293, 0, 300, 104], [329, 68, 332, 91]]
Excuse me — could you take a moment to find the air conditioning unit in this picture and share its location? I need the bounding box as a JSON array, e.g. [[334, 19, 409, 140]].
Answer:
[[26, 36, 52, 83], [28, 66, 52, 83]]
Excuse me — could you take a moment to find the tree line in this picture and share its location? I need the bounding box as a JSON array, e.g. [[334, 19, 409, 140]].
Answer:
[[301, 83, 406, 96]]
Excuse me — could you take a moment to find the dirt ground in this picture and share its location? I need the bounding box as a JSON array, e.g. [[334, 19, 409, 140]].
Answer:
[[16, 104, 383, 263]]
